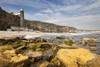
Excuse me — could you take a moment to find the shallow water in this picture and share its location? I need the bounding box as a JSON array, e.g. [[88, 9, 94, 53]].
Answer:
[[24, 33, 100, 55], [26, 33, 100, 67]]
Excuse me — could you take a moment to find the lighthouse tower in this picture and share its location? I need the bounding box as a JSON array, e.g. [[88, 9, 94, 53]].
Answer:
[[20, 9, 24, 27]]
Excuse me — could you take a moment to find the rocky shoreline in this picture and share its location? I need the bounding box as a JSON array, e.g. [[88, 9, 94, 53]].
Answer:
[[0, 34, 100, 67]]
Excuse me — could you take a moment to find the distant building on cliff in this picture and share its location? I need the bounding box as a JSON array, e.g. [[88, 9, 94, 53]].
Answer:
[[9, 9, 29, 31], [20, 9, 25, 27]]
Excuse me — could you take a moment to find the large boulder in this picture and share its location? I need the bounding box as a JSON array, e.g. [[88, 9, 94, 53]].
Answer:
[[85, 54, 100, 67], [57, 48, 100, 67]]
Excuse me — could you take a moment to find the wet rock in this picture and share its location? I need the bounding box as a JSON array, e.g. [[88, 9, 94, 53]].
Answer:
[[85, 54, 100, 67], [35, 43, 51, 50], [82, 38, 90, 41], [11, 54, 29, 67], [51, 46, 57, 54], [0, 52, 29, 67], [91, 38, 98, 41], [22, 40, 30, 43], [79, 40, 87, 46], [26, 52, 42, 58], [27, 43, 35, 49], [33, 38, 47, 43], [0, 52, 11, 67], [56, 36, 65, 39], [88, 39, 94, 43], [72, 44, 78, 49], [4, 49, 16, 54], [87, 38, 98, 43], [57, 48, 95, 67], [40, 62, 56, 67], [90, 47, 97, 51], [88, 43, 96, 46], [95, 39, 100, 43], [0, 45, 13, 52], [47, 54, 56, 62], [16, 46, 26, 54], [64, 39, 75, 46], [57, 44, 78, 50], [51, 56, 64, 67], [4, 50, 16, 58]]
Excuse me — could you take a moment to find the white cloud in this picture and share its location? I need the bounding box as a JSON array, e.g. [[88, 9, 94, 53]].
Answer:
[[83, 0, 100, 10], [25, 13, 34, 20], [55, 5, 82, 12], [34, 13, 50, 19], [43, 9, 53, 13], [0, 0, 56, 9], [45, 13, 100, 30]]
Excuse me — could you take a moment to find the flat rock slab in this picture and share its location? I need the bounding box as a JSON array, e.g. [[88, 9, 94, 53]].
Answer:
[[57, 48, 95, 67], [26, 52, 42, 58], [57, 45, 77, 49]]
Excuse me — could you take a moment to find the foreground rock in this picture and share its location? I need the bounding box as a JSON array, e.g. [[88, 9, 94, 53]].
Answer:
[[40, 62, 56, 67], [57, 44, 78, 49], [90, 47, 97, 51], [57, 48, 100, 67], [85, 54, 100, 67], [64, 39, 75, 46], [26, 52, 42, 58], [79, 40, 87, 46], [0, 52, 29, 67]]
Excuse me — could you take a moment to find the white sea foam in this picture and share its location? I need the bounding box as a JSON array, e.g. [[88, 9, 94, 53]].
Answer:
[[24, 35, 41, 39], [24, 32, 95, 39]]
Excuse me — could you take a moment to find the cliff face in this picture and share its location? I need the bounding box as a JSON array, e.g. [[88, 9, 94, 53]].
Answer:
[[0, 7, 20, 30], [25, 20, 77, 33], [0, 7, 77, 33]]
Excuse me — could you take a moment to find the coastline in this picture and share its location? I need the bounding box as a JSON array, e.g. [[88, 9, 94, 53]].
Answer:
[[0, 31, 99, 40]]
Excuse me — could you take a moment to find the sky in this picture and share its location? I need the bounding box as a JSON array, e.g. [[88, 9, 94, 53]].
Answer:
[[0, 0, 100, 30]]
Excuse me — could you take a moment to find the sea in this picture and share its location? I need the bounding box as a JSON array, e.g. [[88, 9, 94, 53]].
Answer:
[[24, 32, 100, 55]]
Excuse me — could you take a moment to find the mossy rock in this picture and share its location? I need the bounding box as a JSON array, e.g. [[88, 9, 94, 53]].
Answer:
[[27, 43, 36, 49], [51, 56, 64, 67], [88, 39, 94, 43], [72, 44, 78, 49], [79, 40, 87, 46], [90, 47, 97, 51], [88, 43, 96, 46], [65, 39, 75, 46], [47, 54, 56, 62]]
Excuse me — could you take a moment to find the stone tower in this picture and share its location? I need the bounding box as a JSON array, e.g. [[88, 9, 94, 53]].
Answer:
[[20, 9, 24, 27]]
